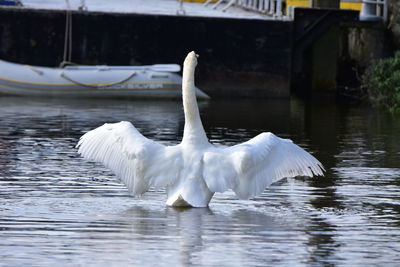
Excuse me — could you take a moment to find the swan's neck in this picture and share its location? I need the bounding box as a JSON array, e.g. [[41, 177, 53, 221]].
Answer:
[[182, 63, 208, 145]]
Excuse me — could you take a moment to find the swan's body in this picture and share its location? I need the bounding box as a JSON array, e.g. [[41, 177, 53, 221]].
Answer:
[[77, 51, 324, 207]]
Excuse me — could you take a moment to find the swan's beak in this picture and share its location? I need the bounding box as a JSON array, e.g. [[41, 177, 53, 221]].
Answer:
[[195, 53, 199, 58]]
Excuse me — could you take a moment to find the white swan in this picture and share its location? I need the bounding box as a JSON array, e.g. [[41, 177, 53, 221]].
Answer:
[[77, 51, 324, 207]]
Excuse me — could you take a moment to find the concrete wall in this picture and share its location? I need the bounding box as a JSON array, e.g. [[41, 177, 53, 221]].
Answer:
[[347, 24, 392, 68], [291, 8, 359, 93], [0, 8, 293, 98], [311, 26, 340, 91], [388, 0, 400, 48]]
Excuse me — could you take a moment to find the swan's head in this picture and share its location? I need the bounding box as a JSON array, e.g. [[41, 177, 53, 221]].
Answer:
[[184, 51, 199, 68]]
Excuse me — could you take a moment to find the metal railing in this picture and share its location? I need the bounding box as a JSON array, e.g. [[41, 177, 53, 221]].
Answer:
[[205, 0, 285, 18], [360, 0, 388, 22], [204, 0, 388, 22]]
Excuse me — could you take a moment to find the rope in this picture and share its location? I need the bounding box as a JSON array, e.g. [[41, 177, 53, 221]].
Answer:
[[60, 71, 137, 88], [68, 6, 72, 63], [61, 0, 73, 67], [59, 61, 77, 68], [24, 65, 43, 75]]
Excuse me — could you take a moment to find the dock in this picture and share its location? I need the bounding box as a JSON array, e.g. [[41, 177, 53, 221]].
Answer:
[[21, 0, 274, 20], [23, 0, 272, 20], [0, 0, 388, 98]]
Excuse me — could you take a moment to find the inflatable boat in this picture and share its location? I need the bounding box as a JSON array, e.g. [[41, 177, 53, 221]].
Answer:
[[0, 59, 210, 99]]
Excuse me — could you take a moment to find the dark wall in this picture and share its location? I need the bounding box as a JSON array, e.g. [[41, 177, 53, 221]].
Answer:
[[292, 8, 360, 93], [313, 0, 340, 8], [0, 8, 293, 97], [388, 0, 400, 48]]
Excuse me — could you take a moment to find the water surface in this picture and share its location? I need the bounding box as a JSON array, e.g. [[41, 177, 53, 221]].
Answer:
[[0, 96, 399, 266]]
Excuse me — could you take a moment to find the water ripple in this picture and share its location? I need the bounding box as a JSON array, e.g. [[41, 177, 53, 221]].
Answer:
[[0, 97, 399, 266]]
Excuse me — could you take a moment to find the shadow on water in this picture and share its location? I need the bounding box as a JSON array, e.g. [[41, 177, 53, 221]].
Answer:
[[0, 96, 400, 266]]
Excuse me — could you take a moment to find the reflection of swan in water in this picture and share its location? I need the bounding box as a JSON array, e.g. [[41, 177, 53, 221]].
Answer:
[[77, 51, 324, 207], [120, 205, 295, 266]]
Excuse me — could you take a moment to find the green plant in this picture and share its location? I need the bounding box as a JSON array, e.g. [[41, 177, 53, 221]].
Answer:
[[362, 51, 400, 113]]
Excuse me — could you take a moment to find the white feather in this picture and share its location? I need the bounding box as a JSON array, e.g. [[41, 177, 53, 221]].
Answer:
[[203, 132, 324, 199], [77, 121, 182, 195], [77, 51, 324, 207]]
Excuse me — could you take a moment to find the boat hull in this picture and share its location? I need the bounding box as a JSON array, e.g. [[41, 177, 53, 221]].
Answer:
[[0, 60, 209, 99]]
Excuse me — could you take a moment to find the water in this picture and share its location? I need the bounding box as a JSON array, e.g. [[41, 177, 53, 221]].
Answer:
[[0, 96, 399, 266]]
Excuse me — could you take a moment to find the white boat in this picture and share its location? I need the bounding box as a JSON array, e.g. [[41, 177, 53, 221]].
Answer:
[[0, 59, 210, 99]]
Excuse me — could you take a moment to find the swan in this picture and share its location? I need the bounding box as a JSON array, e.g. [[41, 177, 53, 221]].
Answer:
[[77, 51, 324, 208]]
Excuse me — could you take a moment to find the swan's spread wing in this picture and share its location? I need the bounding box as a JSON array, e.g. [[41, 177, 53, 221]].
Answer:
[[203, 132, 324, 199], [77, 121, 182, 195]]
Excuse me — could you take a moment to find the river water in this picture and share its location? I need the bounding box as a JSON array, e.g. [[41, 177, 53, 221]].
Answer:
[[0, 96, 399, 266]]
